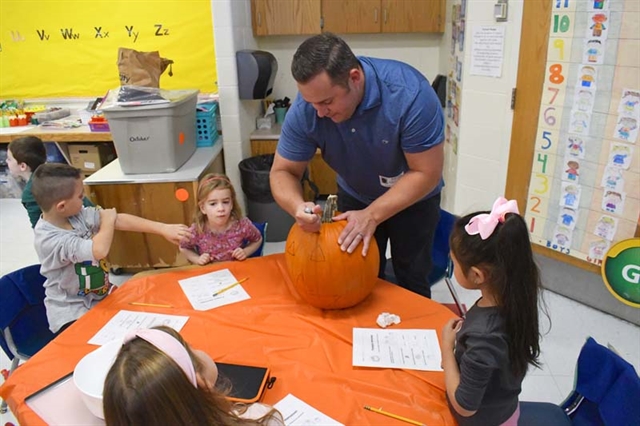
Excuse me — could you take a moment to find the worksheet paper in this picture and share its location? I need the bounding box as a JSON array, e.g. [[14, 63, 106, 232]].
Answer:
[[88, 310, 189, 345], [352, 328, 443, 372], [178, 268, 250, 311], [274, 394, 344, 426]]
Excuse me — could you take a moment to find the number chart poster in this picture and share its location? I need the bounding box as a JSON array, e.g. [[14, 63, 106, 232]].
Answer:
[[526, 0, 639, 266], [0, 1, 217, 98]]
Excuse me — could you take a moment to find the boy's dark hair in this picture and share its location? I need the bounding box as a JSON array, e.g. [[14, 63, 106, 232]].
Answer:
[[32, 163, 81, 212], [8, 136, 47, 172], [450, 211, 542, 378], [291, 32, 360, 88]]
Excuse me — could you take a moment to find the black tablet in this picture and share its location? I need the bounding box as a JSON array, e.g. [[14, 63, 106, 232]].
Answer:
[[216, 362, 273, 403]]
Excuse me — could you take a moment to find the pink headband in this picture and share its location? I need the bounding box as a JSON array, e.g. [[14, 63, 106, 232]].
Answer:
[[124, 329, 197, 387], [465, 197, 519, 240]]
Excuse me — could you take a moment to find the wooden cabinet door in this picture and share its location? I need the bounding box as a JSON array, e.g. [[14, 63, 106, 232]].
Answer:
[[322, 0, 381, 34], [252, 0, 322, 36], [89, 182, 195, 269], [381, 0, 444, 33]]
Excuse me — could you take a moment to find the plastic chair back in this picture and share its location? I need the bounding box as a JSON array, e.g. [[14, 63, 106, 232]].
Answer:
[[0, 264, 55, 361], [249, 221, 268, 258], [428, 209, 456, 284], [0, 265, 55, 413], [429, 209, 467, 317], [561, 337, 640, 426]]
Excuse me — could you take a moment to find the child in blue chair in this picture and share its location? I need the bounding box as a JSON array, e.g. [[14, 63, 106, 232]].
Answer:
[[441, 197, 543, 426], [7, 136, 94, 228], [180, 173, 262, 265], [31, 163, 191, 334]]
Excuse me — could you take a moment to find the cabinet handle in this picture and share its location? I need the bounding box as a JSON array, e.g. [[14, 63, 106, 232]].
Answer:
[[257, 12, 261, 26], [374, 8, 378, 23], [383, 8, 388, 24]]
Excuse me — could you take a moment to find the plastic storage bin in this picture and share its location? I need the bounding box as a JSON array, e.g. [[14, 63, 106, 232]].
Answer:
[[196, 102, 219, 147], [102, 90, 198, 174]]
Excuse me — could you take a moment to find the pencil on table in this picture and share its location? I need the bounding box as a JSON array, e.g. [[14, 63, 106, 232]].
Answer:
[[364, 406, 426, 426], [129, 302, 173, 308], [212, 277, 249, 297]]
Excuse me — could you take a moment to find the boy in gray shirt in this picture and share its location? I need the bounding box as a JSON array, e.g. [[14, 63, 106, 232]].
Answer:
[[32, 163, 191, 333]]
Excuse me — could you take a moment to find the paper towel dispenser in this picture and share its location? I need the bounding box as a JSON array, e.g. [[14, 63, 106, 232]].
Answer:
[[236, 50, 278, 100]]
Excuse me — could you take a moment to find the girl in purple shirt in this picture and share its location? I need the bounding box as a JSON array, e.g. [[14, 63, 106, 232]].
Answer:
[[180, 174, 262, 265]]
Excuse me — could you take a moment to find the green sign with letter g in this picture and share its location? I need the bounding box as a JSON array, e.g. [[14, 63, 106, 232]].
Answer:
[[602, 238, 640, 308]]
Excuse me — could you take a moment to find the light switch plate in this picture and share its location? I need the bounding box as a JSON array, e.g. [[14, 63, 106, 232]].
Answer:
[[495, 1, 508, 22]]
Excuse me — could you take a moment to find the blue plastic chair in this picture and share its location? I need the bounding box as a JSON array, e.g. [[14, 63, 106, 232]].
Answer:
[[384, 209, 465, 315], [430, 209, 466, 317], [560, 337, 640, 425], [428, 208, 456, 284], [0, 264, 56, 413], [248, 221, 268, 258]]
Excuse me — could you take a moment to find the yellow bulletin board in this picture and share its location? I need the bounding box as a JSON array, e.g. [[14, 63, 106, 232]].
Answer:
[[0, 0, 218, 98]]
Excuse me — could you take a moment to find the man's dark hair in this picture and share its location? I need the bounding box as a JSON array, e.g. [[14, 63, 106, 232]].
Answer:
[[291, 33, 360, 88], [32, 163, 81, 212], [8, 136, 47, 172]]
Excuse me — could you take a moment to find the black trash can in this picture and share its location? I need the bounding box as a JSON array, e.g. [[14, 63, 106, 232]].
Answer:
[[239, 154, 295, 242]]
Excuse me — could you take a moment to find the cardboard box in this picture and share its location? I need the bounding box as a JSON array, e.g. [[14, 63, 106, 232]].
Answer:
[[68, 144, 116, 172]]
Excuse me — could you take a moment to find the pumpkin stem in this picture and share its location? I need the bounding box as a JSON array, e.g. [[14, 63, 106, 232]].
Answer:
[[322, 195, 338, 223]]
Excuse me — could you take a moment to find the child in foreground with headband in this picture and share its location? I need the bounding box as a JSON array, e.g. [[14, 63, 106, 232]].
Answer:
[[441, 197, 545, 426], [103, 326, 283, 425], [180, 173, 263, 265]]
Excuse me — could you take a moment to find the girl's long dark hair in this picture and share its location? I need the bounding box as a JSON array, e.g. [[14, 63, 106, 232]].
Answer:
[[450, 211, 542, 377]]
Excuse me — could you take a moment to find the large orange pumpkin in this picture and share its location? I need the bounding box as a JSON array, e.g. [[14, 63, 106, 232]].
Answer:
[[284, 196, 379, 309]]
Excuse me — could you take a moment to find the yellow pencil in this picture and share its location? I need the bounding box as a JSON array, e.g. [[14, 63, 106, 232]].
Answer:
[[364, 406, 425, 426], [212, 277, 249, 297], [129, 302, 173, 308]]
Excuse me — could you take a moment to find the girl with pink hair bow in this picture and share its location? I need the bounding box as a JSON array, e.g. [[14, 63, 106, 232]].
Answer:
[[441, 197, 547, 426]]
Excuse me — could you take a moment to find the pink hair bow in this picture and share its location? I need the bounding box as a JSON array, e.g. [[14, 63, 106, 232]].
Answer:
[[465, 197, 520, 240]]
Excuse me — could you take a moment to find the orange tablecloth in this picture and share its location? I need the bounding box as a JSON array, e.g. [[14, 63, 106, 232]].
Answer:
[[0, 254, 457, 425]]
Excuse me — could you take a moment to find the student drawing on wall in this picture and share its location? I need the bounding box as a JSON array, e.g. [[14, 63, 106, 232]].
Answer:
[[589, 239, 610, 261], [578, 66, 597, 89], [562, 184, 580, 208], [601, 165, 624, 191], [575, 90, 594, 113], [570, 111, 590, 134], [567, 136, 585, 159], [615, 117, 638, 143], [619, 90, 640, 117], [553, 225, 572, 248], [609, 143, 633, 169], [603, 191, 623, 214], [565, 160, 580, 182], [590, 13, 607, 37], [558, 207, 578, 230], [594, 215, 617, 241], [585, 39, 603, 64], [592, 0, 606, 11]]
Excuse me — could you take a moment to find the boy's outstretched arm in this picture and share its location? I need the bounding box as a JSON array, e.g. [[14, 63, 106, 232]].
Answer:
[[93, 208, 118, 259], [114, 213, 191, 245]]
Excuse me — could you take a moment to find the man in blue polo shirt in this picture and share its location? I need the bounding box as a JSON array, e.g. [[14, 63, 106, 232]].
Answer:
[[270, 33, 444, 298]]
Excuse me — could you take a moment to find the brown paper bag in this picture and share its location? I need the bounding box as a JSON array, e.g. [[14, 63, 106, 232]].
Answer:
[[117, 48, 173, 88]]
